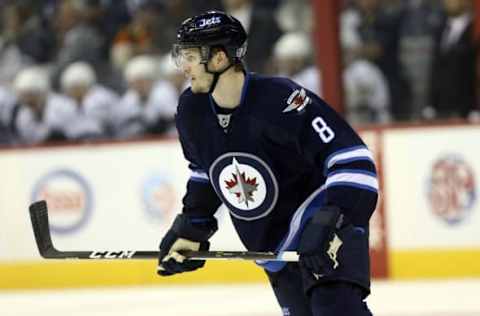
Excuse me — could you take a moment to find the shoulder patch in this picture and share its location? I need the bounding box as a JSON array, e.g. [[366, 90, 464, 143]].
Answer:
[[283, 88, 310, 113]]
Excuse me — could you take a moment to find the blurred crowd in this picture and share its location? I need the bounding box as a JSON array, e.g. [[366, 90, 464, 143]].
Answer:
[[0, 0, 478, 146]]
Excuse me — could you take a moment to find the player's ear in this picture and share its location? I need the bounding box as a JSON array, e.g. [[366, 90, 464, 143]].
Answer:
[[212, 49, 228, 68]]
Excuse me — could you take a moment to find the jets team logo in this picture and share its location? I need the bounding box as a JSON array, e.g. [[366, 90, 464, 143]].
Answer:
[[209, 152, 279, 221], [283, 88, 310, 113]]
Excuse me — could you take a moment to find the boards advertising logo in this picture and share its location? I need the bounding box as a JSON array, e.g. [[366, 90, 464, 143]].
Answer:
[[142, 174, 176, 223], [426, 155, 476, 225], [31, 169, 93, 234]]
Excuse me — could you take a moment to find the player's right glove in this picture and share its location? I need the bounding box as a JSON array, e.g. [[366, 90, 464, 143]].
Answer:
[[157, 214, 217, 276], [298, 206, 344, 277]]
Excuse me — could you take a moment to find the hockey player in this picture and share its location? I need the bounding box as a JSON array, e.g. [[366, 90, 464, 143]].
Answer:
[[10, 67, 77, 144], [157, 11, 377, 316], [60, 61, 119, 139], [113, 55, 178, 139]]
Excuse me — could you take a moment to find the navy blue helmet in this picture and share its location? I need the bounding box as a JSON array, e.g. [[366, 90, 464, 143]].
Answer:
[[173, 11, 248, 65]]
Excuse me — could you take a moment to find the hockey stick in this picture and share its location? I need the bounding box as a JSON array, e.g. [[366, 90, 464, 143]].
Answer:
[[29, 200, 299, 261]]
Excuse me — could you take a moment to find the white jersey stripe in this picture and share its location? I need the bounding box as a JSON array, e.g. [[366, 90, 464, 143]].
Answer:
[[256, 185, 326, 265], [326, 172, 378, 191], [326, 147, 374, 170], [190, 170, 209, 182]]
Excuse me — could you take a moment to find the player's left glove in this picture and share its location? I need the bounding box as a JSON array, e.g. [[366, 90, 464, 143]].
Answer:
[[298, 206, 344, 277], [157, 214, 217, 276]]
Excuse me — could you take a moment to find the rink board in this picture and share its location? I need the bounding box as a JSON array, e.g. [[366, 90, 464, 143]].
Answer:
[[383, 125, 480, 279], [1, 124, 480, 289], [0, 260, 268, 290]]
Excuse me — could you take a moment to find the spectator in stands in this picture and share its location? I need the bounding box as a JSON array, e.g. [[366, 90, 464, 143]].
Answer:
[[273, 30, 390, 126], [94, 0, 131, 56], [275, 0, 312, 33], [221, 0, 282, 73], [399, 0, 443, 120], [144, 0, 196, 56], [0, 1, 54, 85], [427, 0, 478, 120], [51, 0, 107, 89], [272, 32, 322, 96], [191, 0, 224, 13], [343, 0, 412, 121], [0, 85, 18, 145], [110, 1, 166, 70], [113, 55, 177, 139], [10, 67, 76, 145], [60, 61, 120, 140], [2, 1, 56, 66], [343, 51, 391, 125]]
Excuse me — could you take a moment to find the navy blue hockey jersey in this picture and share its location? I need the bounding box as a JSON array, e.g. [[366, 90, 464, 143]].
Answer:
[[175, 73, 378, 272]]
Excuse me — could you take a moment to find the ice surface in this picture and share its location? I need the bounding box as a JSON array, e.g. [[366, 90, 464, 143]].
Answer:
[[0, 279, 479, 316]]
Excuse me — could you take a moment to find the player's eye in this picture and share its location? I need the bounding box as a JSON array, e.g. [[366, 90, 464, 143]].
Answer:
[[185, 55, 197, 62], [171, 46, 201, 69]]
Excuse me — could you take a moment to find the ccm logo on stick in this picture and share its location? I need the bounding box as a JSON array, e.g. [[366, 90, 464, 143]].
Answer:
[[89, 251, 136, 259]]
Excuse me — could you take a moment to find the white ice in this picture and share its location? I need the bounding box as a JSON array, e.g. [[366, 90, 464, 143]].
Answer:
[[0, 279, 479, 316]]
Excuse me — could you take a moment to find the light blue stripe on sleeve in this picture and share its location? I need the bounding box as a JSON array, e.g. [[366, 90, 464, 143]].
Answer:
[[190, 170, 209, 183], [324, 146, 375, 175], [256, 185, 327, 272], [326, 171, 378, 192]]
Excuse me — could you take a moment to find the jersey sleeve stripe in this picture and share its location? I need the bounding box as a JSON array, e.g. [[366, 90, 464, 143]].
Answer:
[[325, 145, 366, 164], [327, 182, 378, 193], [256, 171, 378, 271], [324, 146, 375, 174], [189, 170, 210, 183], [327, 169, 377, 178], [326, 172, 378, 192]]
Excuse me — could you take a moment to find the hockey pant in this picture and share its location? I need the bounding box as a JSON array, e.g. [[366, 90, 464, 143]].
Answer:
[[265, 263, 373, 316]]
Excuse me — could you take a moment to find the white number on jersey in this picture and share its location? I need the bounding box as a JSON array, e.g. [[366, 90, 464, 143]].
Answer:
[[312, 116, 335, 143]]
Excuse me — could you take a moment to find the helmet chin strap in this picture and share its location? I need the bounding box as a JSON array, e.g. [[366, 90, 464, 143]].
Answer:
[[204, 62, 233, 94]]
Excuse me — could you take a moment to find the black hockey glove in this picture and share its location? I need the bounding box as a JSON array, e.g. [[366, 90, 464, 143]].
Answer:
[[157, 214, 217, 276], [298, 206, 344, 277]]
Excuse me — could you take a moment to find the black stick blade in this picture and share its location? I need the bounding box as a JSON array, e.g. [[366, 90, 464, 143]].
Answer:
[[27, 200, 299, 261], [29, 200, 57, 258]]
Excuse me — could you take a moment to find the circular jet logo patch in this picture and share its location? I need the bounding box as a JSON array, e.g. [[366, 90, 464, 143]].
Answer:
[[210, 152, 278, 221]]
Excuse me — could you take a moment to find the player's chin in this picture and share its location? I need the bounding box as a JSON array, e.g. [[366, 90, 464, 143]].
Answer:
[[190, 83, 209, 94]]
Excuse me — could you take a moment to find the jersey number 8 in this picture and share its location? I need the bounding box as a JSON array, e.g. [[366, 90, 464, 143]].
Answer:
[[312, 117, 335, 143]]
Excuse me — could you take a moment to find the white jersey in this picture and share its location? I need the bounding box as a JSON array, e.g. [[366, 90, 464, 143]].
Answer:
[[14, 93, 78, 144], [113, 80, 178, 138], [0, 86, 17, 125], [0, 86, 17, 144], [340, 9, 362, 50], [65, 84, 119, 139], [343, 59, 391, 124], [292, 66, 322, 97]]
